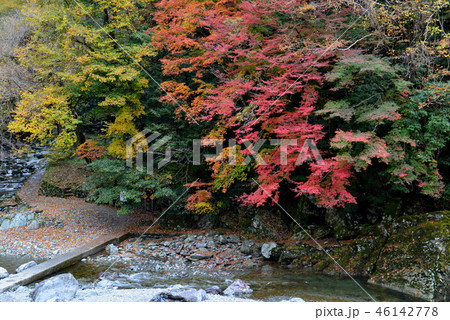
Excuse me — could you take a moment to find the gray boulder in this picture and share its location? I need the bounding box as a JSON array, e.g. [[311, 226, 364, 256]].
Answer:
[[0, 267, 9, 279], [205, 286, 222, 295], [16, 261, 37, 273], [0, 219, 10, 230], [261, 242, 277, 259], [151, 289, 207, 302], [369, 211, 450, 301], [32, 273, 79, 302], [240, 241, 253, 255], [27, 220, 46, 230], [10, 212, 29, 228], [325, 208, 355, 239], [223, 279, 253, 296]]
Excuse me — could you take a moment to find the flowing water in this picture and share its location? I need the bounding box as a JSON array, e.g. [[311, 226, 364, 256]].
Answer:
[[0, 254, 416, 301], [60, 258, 418, 302], [0, 149, 46, 205]]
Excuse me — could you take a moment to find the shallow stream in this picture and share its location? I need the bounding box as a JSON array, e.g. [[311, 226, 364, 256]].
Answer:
[[0, 254, 418, 301], [0, 150, 46, 205]]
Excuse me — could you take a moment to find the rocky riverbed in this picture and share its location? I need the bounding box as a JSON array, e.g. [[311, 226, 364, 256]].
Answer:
[[83, 232, 263, 280], [1, 230, 416, 302]]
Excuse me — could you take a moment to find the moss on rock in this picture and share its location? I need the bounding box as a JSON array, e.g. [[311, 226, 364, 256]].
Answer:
[[369, 211, 449, 301], [268, 211, 449, 301]]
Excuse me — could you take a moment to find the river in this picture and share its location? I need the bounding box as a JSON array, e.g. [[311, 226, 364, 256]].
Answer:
[[0, 253, 417, 301]]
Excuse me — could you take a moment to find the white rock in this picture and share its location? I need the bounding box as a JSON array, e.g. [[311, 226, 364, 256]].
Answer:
[[32, 273, 79, 302], [261, 242, 277, 259], [223, 279, 253, 296], [0, 267, 9, 279], [16, 261, 37, 273]]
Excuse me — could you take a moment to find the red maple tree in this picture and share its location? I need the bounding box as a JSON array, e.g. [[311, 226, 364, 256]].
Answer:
[[152, 0, 442, 207]]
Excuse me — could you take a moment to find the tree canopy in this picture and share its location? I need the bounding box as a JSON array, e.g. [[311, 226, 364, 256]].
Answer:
[[2, 0, 448, 215]]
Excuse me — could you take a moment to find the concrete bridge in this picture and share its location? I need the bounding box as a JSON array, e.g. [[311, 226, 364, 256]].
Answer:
[[0, 232, 130, 293]]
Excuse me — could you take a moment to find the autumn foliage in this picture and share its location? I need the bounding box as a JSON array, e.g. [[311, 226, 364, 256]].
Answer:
[[3, 0, 448, 214], [185, 190, 215, 215], [152, 0, 447, 208], [76, 140, 106, 163]]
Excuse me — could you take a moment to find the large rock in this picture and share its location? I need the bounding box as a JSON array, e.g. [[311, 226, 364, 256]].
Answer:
[[223, 279, 253, 296], [368, 211, 450, 301], [0, 267, 9, 279], [205, 286, 222, 295], [26, 220, 46, 230], [0, 218, 10, 230], [248, 209, 289, 239], [16, 261, 37, 273], [261, 242, 277, 259], [151, 289, 207, 302], [31, 273, 79, 302], [240, 240, 253, 255], [9, 212, 30, 228]]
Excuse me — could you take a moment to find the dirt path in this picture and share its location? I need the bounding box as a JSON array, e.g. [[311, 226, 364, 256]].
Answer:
[[0, 169, 152, 258], [19, 169, 142, 233]]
